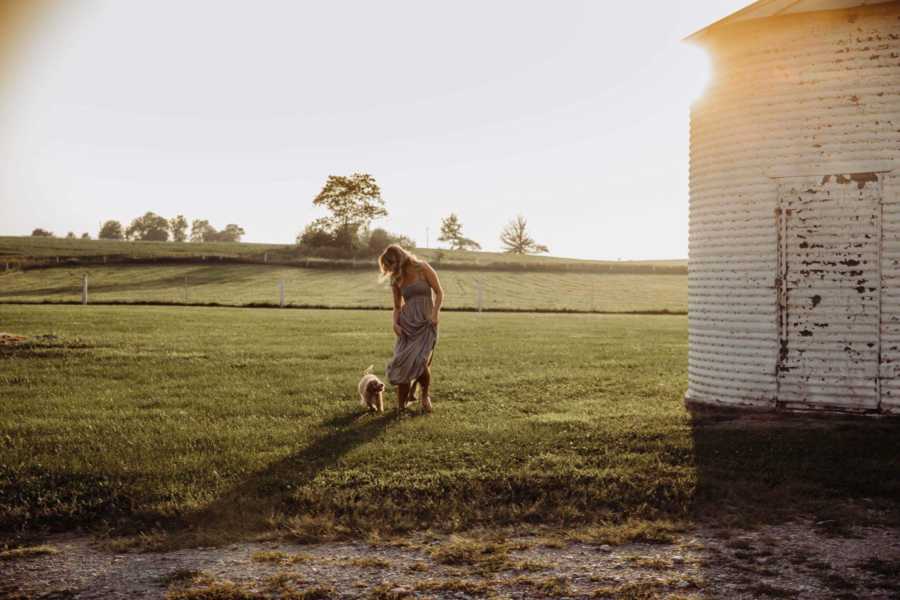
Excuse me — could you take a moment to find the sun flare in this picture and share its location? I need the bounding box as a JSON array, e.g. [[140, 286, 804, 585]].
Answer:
[[681, 44, 713, 103]]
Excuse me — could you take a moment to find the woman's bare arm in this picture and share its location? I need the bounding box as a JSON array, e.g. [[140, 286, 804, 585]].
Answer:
[[391, 284, 403, 336], [422, 263, 444, 325]]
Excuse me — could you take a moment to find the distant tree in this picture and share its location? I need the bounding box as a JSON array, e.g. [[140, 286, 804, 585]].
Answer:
[[216, 224, 245, 242], [31, 228, 54, 237], [169, 214, 188, 242], [366, 227, 415, 255], [98, 220, 124, 240], [189, 220, 244, 242], [126, 212, 170, 242], [312, 173, 386, 248], [65, 232, 76, 239], [296, 218, 335, 247], [80, 232, 90, 240], [438, 213, 481, 251], [190, 219, 215, 242], [296, 221, 412, 259], [500, 215, 549, 255]]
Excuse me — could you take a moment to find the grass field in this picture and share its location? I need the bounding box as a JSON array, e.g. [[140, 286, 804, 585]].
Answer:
[[1, 305, 898, 545], [0, 236, 687, 270], [0, 265, 687, 313]]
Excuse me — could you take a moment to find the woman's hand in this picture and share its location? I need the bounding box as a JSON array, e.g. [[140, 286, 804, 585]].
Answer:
[[430, 311, 440, 327], [393, 322, 403, 337]]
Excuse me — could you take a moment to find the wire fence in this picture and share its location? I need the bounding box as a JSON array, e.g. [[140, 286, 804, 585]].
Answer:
[[0, 261, 688, 314]]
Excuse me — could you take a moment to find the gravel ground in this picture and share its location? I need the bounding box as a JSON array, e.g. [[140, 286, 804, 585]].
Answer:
[[2, 521, 899, 599]]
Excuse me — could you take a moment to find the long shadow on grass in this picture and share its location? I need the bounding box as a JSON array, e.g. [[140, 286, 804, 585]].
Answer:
[[181, 409, 394, 544], [689, 409, 900, 529]]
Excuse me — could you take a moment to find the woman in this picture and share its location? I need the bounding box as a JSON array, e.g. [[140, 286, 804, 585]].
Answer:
[[379, 244, 443, 413]]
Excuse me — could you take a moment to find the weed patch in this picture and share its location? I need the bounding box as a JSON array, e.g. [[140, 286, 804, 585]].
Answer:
[[0, 545, 58, 560]]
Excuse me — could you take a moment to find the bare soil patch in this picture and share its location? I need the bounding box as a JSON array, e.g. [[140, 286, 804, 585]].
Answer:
[[3, 521, 898, 599]]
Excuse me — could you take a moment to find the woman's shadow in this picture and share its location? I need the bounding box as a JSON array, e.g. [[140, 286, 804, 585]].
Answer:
[[178, 409, 395, 546]]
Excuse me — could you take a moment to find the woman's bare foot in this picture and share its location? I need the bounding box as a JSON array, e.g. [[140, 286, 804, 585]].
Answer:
[[422, 395, 433, 413]]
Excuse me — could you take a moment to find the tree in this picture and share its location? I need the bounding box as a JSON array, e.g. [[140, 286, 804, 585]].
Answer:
[[366, 228, 415, 255], [312, 173, 386, 247], [190, 219, 215, 242], [98, 220, 124, 240], [190, 220, 245, 242], [217, 224, 245, 242], [438, 213, 481, 251], [500, 215, 549, 255], [169, 215, 188, 242], [296, 218, 335, 247], [80, 232, 90, 240], [31, 228, 53, 237], [126, 212, 170, 242], [66, 232, 76, 239]]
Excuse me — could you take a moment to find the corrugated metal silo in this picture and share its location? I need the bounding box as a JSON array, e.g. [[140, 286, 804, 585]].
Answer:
[[686, 0, 900, 414]]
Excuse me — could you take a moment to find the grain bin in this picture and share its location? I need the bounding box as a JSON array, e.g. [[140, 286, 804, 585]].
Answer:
[[686, 0, 900, 414]]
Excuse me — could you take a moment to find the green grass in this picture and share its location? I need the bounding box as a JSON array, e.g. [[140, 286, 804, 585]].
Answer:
[[0, 264, 687, 313], [0, 236, 686, 270], [0, 236, 284, 259], [0, 305, 898, 543]]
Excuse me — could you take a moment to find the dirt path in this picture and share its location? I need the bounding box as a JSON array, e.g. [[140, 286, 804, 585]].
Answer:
[[3, 521, 899, 599]]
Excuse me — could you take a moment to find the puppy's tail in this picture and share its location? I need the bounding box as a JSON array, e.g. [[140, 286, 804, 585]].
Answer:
[[362, 364, 374, 376]]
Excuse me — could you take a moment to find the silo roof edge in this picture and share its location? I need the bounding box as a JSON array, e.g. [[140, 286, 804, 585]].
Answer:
[[686, 0, 898, 42]]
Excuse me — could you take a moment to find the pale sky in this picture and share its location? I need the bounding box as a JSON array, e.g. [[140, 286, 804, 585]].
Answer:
[[0, 0, 748, 260]]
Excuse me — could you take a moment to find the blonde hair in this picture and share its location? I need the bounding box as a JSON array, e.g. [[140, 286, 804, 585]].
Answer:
[[378, 244, 422, 286]]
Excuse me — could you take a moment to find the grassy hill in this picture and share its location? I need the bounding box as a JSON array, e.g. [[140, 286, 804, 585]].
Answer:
[[0, 236, 686, 272], [0, 236, 687, 313], [0, 264, 686, 313]]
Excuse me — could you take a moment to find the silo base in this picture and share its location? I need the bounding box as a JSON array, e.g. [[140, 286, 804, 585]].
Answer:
[[684, 394, 898, 418]]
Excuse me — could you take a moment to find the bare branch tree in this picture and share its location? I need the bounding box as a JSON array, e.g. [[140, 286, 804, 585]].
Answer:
[[500, 215, 548, 255]]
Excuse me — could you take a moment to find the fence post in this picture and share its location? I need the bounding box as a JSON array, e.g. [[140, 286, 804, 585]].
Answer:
[[183, 275, 188, 304], [81, 274, 88, 305], [264, 252, 268, 264], [476, 279, 483, 313], [279, 280, 285, 308]]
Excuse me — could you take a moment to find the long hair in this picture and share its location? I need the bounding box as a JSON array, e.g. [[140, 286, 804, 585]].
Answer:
[[378, 244, 422, 286]]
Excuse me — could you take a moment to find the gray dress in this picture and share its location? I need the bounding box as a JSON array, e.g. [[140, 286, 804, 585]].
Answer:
[[386, 278, 438, 385]]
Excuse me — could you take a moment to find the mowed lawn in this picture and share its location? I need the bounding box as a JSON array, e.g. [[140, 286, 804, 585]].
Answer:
[[1, 305, 897, 542], [0, 265, 687, 313]]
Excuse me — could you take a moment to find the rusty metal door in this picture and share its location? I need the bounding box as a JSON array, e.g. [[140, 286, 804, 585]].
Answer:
[[777, 174, 882, 411]]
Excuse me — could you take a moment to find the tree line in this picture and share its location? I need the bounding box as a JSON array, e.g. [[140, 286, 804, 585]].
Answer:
[[297, 172, 548, 257], [31, 213, 245, 243], [28, 173, 548, 255]]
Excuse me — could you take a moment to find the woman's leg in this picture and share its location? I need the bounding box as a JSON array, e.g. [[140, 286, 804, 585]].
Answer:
[[397, 382, 411, 413], [416, 365, 432, 412]]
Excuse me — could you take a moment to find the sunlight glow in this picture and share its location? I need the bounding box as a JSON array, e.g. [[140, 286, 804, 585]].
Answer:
[[680, 44, 713, 104]]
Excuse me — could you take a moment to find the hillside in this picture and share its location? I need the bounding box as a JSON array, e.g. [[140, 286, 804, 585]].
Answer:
[[0, 264, 686, 313], [0, 236, 687, 273], [0, 237, 687, 313]]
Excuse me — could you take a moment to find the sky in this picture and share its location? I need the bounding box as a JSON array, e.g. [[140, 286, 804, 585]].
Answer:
[[0, 0, 749, 260]]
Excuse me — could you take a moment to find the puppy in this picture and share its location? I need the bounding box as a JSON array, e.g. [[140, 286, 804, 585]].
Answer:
[[358, 365, 385, 413]]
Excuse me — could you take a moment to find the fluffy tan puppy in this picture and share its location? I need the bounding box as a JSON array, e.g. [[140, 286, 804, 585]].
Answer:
[[358, 365, 385, 413]]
